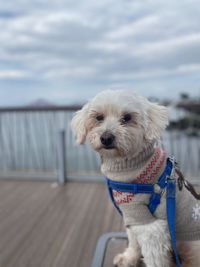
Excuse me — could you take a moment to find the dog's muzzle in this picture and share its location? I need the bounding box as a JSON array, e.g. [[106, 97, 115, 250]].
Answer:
[[100, 131, 115, 149]]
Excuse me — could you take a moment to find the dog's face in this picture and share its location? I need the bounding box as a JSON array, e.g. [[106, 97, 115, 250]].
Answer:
[[71, 90, 169, 158]]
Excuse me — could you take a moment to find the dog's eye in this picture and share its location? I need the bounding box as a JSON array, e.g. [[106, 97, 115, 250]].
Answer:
[[121, 114, 132, 124], [96, 114, 104, 122]]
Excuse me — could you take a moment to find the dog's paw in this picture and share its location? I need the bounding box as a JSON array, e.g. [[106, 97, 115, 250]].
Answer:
[[113, 253, 137, 267]]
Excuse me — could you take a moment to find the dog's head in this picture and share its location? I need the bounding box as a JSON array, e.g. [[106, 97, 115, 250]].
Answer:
[[71, 90, 169, 158]]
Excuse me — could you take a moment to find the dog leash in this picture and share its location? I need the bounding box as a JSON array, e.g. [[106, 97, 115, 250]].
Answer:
[[176, 167, 200, 200], [166, 177, 182, 267], [106, 157, 182, 267]]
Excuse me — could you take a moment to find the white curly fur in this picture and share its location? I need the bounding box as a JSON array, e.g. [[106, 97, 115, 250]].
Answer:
[[71, 90, 200, 267]]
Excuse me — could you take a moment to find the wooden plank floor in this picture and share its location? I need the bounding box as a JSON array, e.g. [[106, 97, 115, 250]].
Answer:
[[0, 181, 124, 267]]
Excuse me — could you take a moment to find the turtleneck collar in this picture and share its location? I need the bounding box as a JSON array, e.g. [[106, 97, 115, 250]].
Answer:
[[101, 142, 155, 174], [101, 143, 167, 184]]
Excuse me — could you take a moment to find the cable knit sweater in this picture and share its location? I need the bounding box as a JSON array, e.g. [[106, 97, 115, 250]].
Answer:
[[102, 146, 200, 241]]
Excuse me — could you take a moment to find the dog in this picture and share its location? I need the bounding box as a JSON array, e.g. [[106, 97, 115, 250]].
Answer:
[[71, 90, 200, 267]]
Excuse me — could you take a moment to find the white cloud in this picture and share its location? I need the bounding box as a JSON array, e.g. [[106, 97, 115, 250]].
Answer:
[[134, 33, 200, 57], [108, 63, 200, 81], [88, 41, 126, 52], [0, 0, 200, 105], [177, 63, 200, 73], [44, 66, 96, 79], [107, 15, 160, 39], [0, 70, 30, 79]]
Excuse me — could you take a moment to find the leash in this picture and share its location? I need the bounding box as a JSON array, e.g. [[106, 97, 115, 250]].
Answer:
[[106, 157, 183, 267], [166, 177, 182, 267], [176, 168, 200, 200]]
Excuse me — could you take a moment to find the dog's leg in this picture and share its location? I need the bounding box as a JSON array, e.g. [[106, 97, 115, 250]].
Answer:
[[132, 220, 172, 267], [113, 228, 141, 267]]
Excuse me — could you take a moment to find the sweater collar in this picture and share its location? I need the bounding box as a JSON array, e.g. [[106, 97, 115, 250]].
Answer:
[[101, 142, 155, 173], [101, 144, 167, 184]]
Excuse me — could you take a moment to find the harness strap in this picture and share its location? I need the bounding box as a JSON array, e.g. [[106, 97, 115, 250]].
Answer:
[[106, 180, 122, 215], [148, 158, 173, 213], [106, 158, 173, 214], [105, 157, 182, 267], [106, 180, 154, 215], [106, 179, 154, 194], [167, 178, 182, 267]]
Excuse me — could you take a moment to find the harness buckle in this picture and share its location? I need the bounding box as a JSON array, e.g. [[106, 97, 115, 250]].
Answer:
[[154, 184, 163, 194]]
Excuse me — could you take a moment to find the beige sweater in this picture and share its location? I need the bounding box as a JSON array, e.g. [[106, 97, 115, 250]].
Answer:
[[106, 148, 200, 241]]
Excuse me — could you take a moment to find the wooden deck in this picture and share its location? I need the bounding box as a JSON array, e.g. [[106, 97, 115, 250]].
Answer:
[[0, 181, 123, 267]]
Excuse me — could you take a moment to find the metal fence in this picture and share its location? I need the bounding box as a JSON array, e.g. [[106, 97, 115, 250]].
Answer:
[[0, 106, 199, 182], [0, 107, 101, 181]]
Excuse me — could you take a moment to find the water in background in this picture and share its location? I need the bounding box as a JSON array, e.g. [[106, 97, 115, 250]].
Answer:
[[0, 109, 199, 181]]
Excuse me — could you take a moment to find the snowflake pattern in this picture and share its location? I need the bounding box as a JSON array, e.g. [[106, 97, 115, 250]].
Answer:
[[192, 203, 200, 221]]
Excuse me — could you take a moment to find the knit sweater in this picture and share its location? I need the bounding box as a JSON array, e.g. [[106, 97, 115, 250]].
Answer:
[[103, 147, 200, 241]]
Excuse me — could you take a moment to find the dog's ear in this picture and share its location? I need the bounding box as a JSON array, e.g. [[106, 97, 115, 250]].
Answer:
[[145, 102, 169, 141], [71, 103, 90, 144]]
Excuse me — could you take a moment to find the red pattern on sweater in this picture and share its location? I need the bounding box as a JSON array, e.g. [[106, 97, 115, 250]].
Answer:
[[113, 148, 167, 205]]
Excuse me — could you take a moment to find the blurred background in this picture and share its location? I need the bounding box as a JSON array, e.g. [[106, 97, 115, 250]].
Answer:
[[0, 0, 200, 181], [0, 0, 200, 267]]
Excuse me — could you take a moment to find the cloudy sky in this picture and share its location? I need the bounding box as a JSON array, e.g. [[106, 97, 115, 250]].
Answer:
[[0, 0, 200, 106]]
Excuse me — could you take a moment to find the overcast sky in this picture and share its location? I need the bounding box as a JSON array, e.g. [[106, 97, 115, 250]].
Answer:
[[0, 0, 200, 106]]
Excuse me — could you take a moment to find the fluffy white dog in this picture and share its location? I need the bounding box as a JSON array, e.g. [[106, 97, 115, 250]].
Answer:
[[71, 90, 200, 267]]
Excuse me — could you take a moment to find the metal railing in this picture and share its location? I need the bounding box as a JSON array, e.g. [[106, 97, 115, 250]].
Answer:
[[0, 107, 101, 181], [0, 106, 199, 182]]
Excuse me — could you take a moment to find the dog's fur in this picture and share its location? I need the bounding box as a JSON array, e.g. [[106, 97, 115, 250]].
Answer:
[[71, 90, 200, 267]]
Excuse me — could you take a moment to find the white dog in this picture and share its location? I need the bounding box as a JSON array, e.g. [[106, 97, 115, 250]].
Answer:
[[71, 90, 200, 267]]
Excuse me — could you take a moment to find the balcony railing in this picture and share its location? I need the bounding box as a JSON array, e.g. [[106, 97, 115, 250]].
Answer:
[[0, 106, 199, 182]]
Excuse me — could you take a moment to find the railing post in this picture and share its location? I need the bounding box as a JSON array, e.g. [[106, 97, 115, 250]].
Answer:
[[58, 130, 67, 185]]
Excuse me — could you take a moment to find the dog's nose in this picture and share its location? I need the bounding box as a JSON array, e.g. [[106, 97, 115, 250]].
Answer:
[[100, 132, 115, 147]]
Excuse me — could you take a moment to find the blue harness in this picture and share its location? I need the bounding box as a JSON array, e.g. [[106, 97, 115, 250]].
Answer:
[[106, 157, 182, 267]]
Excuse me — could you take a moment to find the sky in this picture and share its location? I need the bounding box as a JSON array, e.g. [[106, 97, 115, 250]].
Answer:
[[0, 0, 200, 106]]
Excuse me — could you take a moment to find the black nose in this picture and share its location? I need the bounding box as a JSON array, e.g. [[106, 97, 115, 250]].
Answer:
[[100, 132, 115, 147]]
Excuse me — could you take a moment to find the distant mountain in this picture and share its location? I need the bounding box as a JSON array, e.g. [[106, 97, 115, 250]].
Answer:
[[27, 99, 57, 107]]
